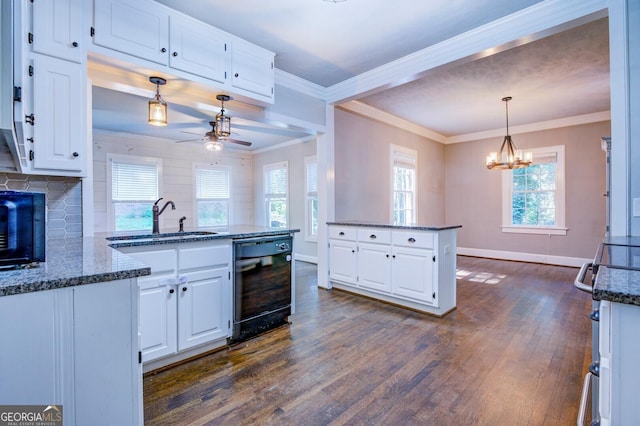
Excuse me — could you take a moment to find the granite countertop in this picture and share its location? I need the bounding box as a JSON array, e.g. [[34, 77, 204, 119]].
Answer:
[[593, 266, 640, 307], [0, 237, 151, 297], [327, 221, 462, 231], [0, 225, 300, 297]]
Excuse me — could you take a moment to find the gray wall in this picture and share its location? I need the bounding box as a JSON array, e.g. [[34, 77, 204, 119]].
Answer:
[[334, 108, 446, 224], [252, 139, 318, 260], [0, 173, 82, 238], [445, 121, 609, 259]]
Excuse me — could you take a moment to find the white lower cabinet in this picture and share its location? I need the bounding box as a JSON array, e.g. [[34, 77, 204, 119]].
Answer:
[[391, 245, 435, 304], [0, 279, 141, 426], [328, 225, 457, 317], [118, 240, 232, 369]]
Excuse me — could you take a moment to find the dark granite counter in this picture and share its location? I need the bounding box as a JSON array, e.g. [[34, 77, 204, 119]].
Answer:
[[594, 266, 640, 307], [0, 225, 300, 297], [0, 237, 151, 297], [327, 221, 462, 231]]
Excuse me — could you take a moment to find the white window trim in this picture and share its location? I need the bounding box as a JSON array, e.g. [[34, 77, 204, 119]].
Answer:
[[501, 145, 567, 235], [106, 153, 163, 232], [192, 162, 232, 228], [390, 144, 418, 225], [264, 161, 289, 228], [305, 155, 318, 243]]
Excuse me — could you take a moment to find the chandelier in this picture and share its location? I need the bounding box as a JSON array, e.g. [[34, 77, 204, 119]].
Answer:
[[486, 96, 532, 170]]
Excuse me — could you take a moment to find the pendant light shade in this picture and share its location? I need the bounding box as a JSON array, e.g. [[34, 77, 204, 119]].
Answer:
[[486, 96, 532, 170], [214, 94, 232, 140], [148, 77, 168, 126]]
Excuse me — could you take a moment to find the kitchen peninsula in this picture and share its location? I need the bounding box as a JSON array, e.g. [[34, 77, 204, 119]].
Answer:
[[327, 222, 461, 317], [0, 225, 298, 426]]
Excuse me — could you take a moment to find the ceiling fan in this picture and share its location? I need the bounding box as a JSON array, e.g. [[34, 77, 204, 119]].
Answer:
[[176, 121, 252, 151], [175, 95, 252, 151]]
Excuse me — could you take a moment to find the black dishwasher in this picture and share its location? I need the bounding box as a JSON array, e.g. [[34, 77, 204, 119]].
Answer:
[[231, 236, 293, 344]]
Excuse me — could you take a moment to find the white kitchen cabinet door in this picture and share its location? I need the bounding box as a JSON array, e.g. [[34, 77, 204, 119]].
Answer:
[[31, 54, 86, 174], [93, 0, 169, 65], [139, 274, 178, 362], [329, 239, 358, 285], [178, 267, 230, 351], [391, 245, 436, 304], [358, 242, 392, 293], [231, 39, 274, 98], [169, 14, 227, 83], [74, 279, 142, 426], [31, 0, 84, 63]]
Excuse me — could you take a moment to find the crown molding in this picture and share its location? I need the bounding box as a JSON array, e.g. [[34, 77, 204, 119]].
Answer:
[[325, 0, 608, 104], [446, 111, 611, 144], [275, 69, 327, 100], [338, 101, 447, 143]]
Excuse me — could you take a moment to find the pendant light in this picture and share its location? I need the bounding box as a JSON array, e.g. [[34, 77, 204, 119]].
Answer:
[[148, 76, 168, 126], [486, 96, 532, 170], [214, 94, 232, 140]]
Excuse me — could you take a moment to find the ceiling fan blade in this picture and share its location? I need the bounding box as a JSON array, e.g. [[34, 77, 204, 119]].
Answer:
[[180, 130, 206, 136], [175, 138, 204, 143], [226, 138, 252, 147]]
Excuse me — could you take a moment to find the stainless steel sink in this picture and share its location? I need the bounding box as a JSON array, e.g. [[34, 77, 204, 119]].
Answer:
[[106, 231, 217, 242]]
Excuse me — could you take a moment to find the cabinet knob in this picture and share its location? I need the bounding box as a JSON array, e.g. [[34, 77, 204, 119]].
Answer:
[[182, 287, 187, 292], [408, 237, 416, 243], [369, 234, 377, 239], [173, 51, 178, 57], [392, 255, 396, 259], [72, 41, 78, 47], [72, 152, 79, 157], [386, 254, 389, 258], [169, 288, 175, 294], [339, 231, 345, 236], [234, 73, 239, 77], [351, 249, 355, 253], [161, 47, 167, 53]]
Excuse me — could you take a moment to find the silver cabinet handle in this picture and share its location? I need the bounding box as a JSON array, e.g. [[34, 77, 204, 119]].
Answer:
[[577, 372, 593, 426], [408, 237, 416, 243], [370, 234, 377, 239], [574, 262, 593, 293]]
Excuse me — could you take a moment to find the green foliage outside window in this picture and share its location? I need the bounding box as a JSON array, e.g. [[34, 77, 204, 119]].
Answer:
[[512, 163, 556, 226]]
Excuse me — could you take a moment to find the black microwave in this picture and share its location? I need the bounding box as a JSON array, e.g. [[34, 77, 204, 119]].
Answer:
[[0, 191, 46, 267]]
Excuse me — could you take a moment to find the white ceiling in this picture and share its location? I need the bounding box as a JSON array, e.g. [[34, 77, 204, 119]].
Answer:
[[92, 1, 610, 149]]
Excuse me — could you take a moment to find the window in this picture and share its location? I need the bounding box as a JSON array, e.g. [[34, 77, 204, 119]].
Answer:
[[305, 156, 318, 241], [390, 145, 417, 225], [194, 164, 230, 227], [502, 145, 566, 235], [264, 161, 288, 228], [108, 154, 161, 231]]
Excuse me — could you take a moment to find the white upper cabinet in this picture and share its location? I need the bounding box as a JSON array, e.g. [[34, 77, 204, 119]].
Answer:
[[93, 0, 170, 65], [30, 55, 86, 174], [231, 39, 275, 98], [169, 14, 227, 83], [31, 0, 85, 63]]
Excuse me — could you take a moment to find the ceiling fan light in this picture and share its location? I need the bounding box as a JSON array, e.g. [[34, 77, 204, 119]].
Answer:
[[148, 76, 167, 126], [204, 140, 223, 152]]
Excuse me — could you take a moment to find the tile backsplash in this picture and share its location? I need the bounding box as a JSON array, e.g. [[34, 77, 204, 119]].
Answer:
[[0, 173, 82, 238]]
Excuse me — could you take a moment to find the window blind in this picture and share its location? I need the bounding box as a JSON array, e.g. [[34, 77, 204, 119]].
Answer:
[[196, 168, 229, 199], [306, 161, 318, 193], [112, 161, 158, 201], [265, 165, 287, 195]]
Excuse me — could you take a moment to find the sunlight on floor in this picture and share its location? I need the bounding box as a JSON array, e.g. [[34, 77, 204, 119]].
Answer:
[[456, 269, 507, 285]]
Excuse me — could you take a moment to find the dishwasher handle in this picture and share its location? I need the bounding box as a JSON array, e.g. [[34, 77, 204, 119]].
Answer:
[[574, 262, 593, 294]]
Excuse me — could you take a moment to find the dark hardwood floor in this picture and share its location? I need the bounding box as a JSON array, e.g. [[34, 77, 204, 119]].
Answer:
[[144, 256, 593, 425]]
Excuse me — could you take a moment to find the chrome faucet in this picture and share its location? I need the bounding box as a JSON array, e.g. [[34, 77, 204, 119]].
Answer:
[[179, 216, 186, 232], [152, 198, 176, 234]]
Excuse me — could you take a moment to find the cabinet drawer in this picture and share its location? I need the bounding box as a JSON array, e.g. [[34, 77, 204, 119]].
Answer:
[[121, 248, 177, 275], [357, 228, 391, 244], [179, 243, 231, 270], [392, 231, 434, 249], [329, 227, 357, 241]]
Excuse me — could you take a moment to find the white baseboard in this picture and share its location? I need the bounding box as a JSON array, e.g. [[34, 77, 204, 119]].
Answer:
[[457, 247, 590, 268], [295, 253, 318, 264]]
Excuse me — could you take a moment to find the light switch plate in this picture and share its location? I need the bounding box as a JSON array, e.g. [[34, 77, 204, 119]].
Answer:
[[634, 198, 640, 217]]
